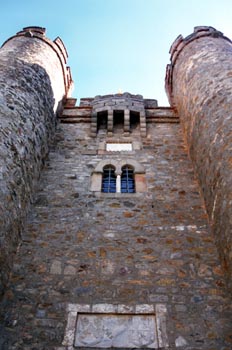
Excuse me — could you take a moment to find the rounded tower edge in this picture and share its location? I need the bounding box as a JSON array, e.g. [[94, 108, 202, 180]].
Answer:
[[165, 25, 232, 290], [1, 26, 73, 98]]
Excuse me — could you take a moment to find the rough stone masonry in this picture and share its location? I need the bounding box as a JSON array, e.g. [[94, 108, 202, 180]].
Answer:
[[166, 26, 232, 290], [0, 26, 72, 295], [0, 26, 232, 350]]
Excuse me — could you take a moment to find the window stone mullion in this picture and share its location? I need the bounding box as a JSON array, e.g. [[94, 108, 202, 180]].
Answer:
[[116, 173, 121, 193]]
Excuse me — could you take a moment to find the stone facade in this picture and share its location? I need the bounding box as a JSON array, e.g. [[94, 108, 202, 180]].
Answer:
[[0, 26, 232, 350], [165, 26, 232, 290], [0, 27, 72, 294]]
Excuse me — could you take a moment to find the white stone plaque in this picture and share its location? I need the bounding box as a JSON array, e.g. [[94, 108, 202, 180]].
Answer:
[[74, 314, 158, 348], [61, 304, 168, 350], [106, 143, 132, 152]]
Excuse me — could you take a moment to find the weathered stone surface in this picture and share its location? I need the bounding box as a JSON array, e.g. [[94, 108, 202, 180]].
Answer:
[[0, 116, 231, 349], [61, 303, 168, 349], [165, 26, 232, 290], [74, 314, 158, 348], [0, 27, 72, 294], [0, 25, 232, 350]]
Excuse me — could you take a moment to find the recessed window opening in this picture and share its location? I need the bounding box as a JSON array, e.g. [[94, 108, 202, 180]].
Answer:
[[97, 111, 107, 130], [121, 165, 135, 193], [91, 160, 146, 194], [102, 165, 116, 193], [130, 111, 140, 130], [113, 110, 124, 129]]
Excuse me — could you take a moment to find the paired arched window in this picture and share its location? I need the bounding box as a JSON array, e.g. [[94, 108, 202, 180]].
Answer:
[[101, 164, 135, 193], [91, 159, 146, 194]]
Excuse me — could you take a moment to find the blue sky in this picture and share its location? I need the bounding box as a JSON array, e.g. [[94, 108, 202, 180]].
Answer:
[[1, 0, 232, 105]]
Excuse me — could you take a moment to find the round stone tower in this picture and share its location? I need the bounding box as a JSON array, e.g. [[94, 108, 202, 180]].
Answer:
[[0, 27, 72, 294], [165, 26, 232, 289]]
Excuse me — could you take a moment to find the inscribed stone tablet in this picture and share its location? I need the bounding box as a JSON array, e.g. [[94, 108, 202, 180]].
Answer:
[[74, 313, 158, 348]]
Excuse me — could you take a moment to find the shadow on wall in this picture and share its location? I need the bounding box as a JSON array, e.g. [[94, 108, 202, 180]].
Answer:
[[0, 60, 60, 296]]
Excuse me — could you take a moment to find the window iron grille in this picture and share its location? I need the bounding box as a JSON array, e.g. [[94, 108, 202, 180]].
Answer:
[[121, 166, 135, 193], [102, 166, 116, 193]]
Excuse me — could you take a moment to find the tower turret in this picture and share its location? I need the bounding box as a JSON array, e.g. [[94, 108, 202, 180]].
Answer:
[[0, 27, 72, 294], [165, 26, 232, 289]]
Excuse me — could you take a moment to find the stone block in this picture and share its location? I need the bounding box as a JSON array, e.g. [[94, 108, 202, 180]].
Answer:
[[90, 172, 102, 192], [135, 174, 147, 192], [50, 260, 62, 274], [74, 313, 159, 348]]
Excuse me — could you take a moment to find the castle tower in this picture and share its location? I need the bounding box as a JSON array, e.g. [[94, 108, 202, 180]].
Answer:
[[0, 27, 72, 294], [165, 26, 232, 289], [1, 26, 232, 350]]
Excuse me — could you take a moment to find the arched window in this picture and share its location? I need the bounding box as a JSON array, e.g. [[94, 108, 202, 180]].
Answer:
[[102, 165, 116, 193], [121, 165, 135, 193], [91, 159, 146, 194]]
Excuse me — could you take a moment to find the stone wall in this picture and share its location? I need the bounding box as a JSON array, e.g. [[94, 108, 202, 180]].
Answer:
[[0, 27, 72, 295], [1, 114, 231, 349], [1, 25, 232, 349], [165, 26, 232, 290]]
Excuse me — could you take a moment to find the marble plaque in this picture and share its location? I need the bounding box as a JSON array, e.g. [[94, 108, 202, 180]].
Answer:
[[106, 143, 132, 152], [74, 313, 158, 348]]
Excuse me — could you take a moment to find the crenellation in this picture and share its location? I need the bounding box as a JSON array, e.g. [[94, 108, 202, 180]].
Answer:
[[0, 24, 232, 350], [165, 26, 232, 291]]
